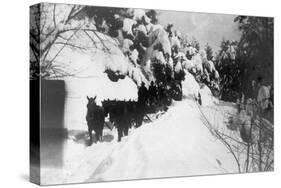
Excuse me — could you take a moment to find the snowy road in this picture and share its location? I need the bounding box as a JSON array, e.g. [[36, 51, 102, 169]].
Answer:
[[85, 99, 238, 182], [41, 95, 239, 185]]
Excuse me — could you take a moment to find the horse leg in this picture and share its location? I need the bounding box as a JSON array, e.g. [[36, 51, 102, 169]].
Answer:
[[117, 126, 122, 142], [99, 128, 103, 142], [135, 114, 142, 128], [128, 118, 132, 129], [139, 113, 144, 127], [124, 124, 129, 136], [135, 119, 139, 128], [95, 128, 101, 143], [88, 127, 93, 146], [137, 118, 142, 128], [95, 130, 99, 142]]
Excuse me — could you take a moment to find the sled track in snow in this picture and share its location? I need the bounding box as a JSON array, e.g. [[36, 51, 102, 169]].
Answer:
[[86, 134, 149, 181], [86, 147, 115, 181]]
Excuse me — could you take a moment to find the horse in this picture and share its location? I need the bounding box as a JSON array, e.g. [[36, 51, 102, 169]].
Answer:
[[127, 100, 144, 128], [86, 96, 105, 145], [102, 100, 141, 141], [115, 101, 132, 141]]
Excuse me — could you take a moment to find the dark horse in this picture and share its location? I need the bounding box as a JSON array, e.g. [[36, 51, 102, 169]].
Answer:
[[102, 100, 128, 142], [102, 100, 143, 142], [86, 96, 105, 145]]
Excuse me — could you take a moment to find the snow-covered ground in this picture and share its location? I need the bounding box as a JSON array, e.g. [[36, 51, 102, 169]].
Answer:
[[40, 75, 240, 185], [36, 6, 273, 185]]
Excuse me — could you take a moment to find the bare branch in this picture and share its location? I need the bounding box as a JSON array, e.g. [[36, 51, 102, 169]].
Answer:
[[196, 104, 241, 172], [92, 30, 111, 53], [83, 30, 98, 49], [64, 5, 84, 24], [48, 28, 81, 65], [54, 42, 87, 50], [53, 4, 56, 27]]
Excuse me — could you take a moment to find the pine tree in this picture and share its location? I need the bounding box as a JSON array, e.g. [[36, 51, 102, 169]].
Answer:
[[205, 43, 213, 60]]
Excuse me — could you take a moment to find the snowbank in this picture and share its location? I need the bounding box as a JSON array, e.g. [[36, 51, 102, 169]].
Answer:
[[199, 85, 219, 107], [40, 99, 238, 184], [182, 71, 200, 97]]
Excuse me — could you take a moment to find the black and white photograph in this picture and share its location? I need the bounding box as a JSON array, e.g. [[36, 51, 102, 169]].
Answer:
[[29, 2, 274, 185]]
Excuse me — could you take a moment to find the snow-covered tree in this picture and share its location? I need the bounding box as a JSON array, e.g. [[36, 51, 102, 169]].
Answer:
[[30, 4, 222, 99], [215, 39, 242, 101], [30, 3, 132, 79], [205, 43, 213, 61], [234, 16, 273, 97], [30, 3, 94, 79]]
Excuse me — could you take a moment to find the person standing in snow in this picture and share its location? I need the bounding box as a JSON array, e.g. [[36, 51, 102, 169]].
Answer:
[[136, 82, 149, 127], [256, 76, 270, 116], [138, 82, 148, 104], [248, 80, 258, 100]]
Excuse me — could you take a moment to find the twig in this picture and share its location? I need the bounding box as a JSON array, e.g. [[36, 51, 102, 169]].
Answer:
[[196, 103, 241, 172], [53, 4, 56, 27], [83, 30, 98, 49], [92, 30, 111, 53], [54, 42, 87, 50], [48, 27, 81, 66]]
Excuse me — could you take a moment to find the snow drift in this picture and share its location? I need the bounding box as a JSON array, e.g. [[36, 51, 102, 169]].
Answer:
[[41, 67, 238, 184], [41, 98, 239, 184]]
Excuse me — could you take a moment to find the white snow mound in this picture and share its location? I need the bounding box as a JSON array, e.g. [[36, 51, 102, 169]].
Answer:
[[199, 85, 219, 107], [182, 71, 200, 97]]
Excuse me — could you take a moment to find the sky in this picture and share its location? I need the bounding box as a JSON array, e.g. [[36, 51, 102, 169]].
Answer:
[[158, 10, 241, 52]]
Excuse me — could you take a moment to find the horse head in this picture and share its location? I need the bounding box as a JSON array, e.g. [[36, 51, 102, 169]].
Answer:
[[87, 96, 97, 110]]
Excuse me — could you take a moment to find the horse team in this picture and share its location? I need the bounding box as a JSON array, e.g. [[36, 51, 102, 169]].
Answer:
[[86, 81, 182, 145], [86, 96, 147, 145]]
